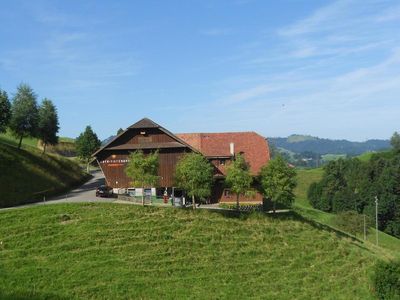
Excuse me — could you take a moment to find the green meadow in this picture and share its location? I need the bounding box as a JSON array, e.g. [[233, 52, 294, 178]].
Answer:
[[0, 203, 379, 299]]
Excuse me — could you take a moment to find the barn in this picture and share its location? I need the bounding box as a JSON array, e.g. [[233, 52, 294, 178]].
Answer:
[[93, 118, 270, 204]]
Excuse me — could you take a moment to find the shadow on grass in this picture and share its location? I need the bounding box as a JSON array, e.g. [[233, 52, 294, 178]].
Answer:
[[0, 142, 90, 208], [202, 206, 371, 253]]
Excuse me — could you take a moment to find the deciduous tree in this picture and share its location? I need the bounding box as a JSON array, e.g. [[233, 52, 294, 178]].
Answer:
[[125, 150, 159, 205], [38, 99, 59, 153], [225, 154, 253, 210], [9, 84, 39, 148], [260, 156, 297, 213], [0, 89, 11, 133], [75, 126, 101, 173], [175, 152, 214, 209], [391, 131, 400, 153]]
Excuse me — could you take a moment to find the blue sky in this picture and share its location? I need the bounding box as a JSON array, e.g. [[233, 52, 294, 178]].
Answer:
[[0, 0, 399, 141]]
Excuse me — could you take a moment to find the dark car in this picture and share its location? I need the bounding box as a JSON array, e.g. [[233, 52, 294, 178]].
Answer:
[[95, 185, 113, 197]]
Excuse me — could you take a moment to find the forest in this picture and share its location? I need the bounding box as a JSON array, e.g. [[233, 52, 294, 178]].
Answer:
[[308, 133, 400, 238]]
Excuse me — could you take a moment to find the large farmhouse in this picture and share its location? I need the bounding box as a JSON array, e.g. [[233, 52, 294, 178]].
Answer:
[[93, 118, 270, 203]]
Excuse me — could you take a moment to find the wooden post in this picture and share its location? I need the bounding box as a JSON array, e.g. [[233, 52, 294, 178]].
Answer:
[[18, 135, 23, 149], [363, 214, 366, 241], [375, 196, 379, 246], [142, 186, 145, 206]]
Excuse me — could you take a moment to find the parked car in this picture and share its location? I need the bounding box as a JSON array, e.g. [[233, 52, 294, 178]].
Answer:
[[95, 185, 113, 197]]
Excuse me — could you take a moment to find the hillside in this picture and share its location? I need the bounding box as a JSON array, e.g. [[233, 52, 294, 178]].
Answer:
[[0, 131, 77, 157], [294, 168, 400, 254], [269, 134, 390, 155], [0, 203, 379, 299], [0, 142, 88, 207]]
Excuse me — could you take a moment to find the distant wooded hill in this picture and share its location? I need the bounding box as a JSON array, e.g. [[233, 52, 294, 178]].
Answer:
[[268, 134, 390, 155]]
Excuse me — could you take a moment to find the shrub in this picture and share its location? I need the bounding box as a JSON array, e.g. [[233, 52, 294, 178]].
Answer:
[[332, 187, 357, 213], [385, 220, 400, 239], [308, 182, 331, 212], [372, 260, 400, 299]]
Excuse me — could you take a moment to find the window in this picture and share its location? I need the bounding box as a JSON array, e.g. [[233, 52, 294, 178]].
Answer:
[[219, 159, 225, 165], [127, 188, 135, 197], [224, 189, 231, 197]]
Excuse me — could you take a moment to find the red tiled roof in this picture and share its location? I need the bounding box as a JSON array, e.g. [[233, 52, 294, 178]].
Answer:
[[177, 132, 270, 175]]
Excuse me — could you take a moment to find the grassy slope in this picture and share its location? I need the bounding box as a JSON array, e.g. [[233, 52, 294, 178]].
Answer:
[[0, 203, 378, 299], [294, 168, 400, 255], [0, 131, 39, 149], [321, 153, 347, 162], [0, 141, 88, 207]]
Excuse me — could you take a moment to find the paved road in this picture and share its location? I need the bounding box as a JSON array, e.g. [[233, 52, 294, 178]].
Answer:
[[48, 170, 113, 203], [0, 171, 115, 211]]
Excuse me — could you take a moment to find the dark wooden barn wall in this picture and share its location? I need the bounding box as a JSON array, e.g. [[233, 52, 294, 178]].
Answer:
[[97, 127, 191, 188], [211, 180, 263, 204], [98, 149, 188, 188]]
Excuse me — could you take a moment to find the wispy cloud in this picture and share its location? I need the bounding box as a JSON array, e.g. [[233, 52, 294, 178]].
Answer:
[[375, 4, 400, 22], [205, 0, 400, 140], [0, 4, 141, 93]]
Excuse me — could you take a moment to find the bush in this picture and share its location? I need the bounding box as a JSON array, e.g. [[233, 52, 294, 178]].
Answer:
[[373, 260, 400, 299], [385, 220, 400, 239], [333, 211, 371, 236], [308, 182, 331, 212], [332, 187, 357, 213]]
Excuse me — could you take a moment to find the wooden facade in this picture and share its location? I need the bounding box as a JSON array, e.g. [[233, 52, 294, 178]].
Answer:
[[93, 118, 270, 203], [94, 119, 194, 189]]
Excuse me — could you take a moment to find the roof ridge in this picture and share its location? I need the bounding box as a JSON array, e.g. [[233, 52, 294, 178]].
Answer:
[[93, 118, 200, 157], [177, 131, 258, 135]]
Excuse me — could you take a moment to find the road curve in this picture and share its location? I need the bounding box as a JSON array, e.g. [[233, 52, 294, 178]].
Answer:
[[0, 170, 114, 211]]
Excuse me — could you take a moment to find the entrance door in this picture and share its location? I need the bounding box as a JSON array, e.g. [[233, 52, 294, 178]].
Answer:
[[144, 188, 152, 204]]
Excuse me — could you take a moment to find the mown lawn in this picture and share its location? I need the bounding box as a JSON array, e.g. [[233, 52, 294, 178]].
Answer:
[[0, 203, 378, 299]]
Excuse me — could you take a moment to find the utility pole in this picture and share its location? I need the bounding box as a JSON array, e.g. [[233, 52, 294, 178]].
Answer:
[[363, 214, 366, 241], [375, 196, 379, 246]]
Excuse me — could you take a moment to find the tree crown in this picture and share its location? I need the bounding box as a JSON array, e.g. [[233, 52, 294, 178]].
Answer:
[[9, 83, 39, 138], [75, 125, 101, 161], [174, 152, 214, 198], [391, 132, 400, 152], [225, 154, 253, 196], [0, 89, 11, 133], [125, 150, 159, 188], [260, 155, 297, 206], [38, 98, 59, 146]]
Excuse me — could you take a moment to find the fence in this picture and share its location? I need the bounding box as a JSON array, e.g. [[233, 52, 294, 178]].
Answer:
[[117, 195, 173, 206]]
